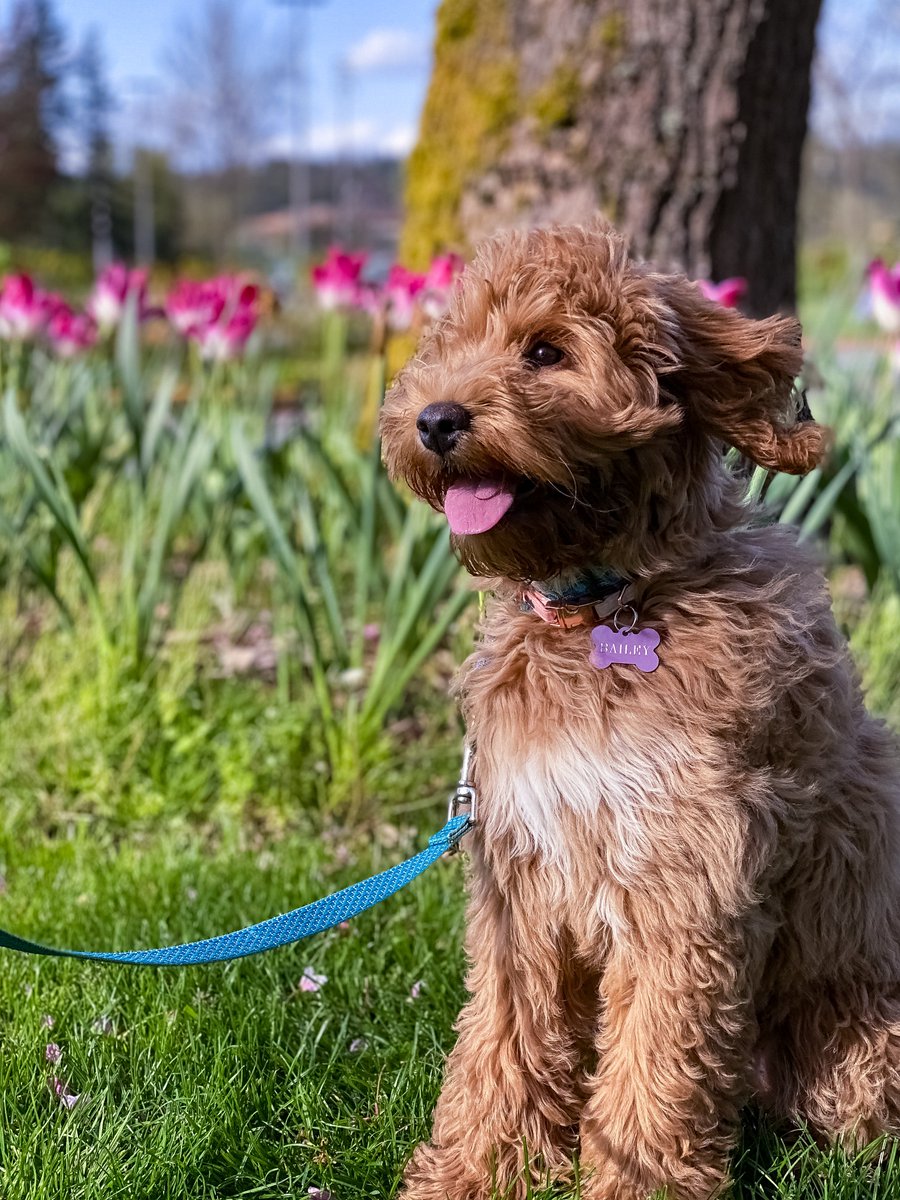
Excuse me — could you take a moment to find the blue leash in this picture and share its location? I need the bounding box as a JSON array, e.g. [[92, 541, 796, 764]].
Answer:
[[0, 814, 472, 967]]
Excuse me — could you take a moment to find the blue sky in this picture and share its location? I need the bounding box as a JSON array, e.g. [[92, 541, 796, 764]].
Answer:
[[2, 0, 897, 165], [11, 0, 440, 159]]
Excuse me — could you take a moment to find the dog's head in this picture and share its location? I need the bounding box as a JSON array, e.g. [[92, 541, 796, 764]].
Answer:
[[381, 222, 829, 581]]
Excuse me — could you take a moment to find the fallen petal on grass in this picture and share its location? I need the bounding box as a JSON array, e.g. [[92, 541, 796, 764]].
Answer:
[[299, 967, 328, 993], [48, 1076, 82, 1110]]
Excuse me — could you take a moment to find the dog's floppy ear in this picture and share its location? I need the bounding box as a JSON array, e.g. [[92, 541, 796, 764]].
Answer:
[[655, 275, 830, 475]]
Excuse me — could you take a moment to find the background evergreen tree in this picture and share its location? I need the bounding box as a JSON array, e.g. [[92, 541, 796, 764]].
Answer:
[[0, 0, 67, 242], [77, 29, 114, 268]]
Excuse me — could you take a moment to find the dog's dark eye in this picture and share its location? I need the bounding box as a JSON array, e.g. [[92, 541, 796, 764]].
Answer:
[[524, 341, 564, 368]]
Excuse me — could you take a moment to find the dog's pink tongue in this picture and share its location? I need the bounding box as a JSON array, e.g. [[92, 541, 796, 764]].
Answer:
[[443, 478, 515, 535]]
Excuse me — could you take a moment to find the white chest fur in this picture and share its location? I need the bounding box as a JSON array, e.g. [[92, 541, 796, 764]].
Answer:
[[477, 716, 672, 875]]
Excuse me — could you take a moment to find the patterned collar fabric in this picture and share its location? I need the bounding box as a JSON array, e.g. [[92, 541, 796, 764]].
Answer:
[[521, 566, 629, 629], [529, 565, 626, 607]]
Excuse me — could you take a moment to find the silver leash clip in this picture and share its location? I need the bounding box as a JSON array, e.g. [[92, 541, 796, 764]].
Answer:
[[446, 740, 477, 854]]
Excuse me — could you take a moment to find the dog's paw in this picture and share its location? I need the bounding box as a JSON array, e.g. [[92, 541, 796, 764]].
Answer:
[[400, 1143, 491, 1200], [402, 1141, 561, 1200], [401, 1173, 491, 1200], [580, 1156, 727, 1200]]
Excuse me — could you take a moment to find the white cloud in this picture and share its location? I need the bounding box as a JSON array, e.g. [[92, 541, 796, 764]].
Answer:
[[344, 28, 428, 73], [265, 118, 416, 160], [310, 119, 377, 156], [379, 123, 417, 157]]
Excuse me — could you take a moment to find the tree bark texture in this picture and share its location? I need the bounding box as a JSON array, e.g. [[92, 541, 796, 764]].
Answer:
[[402, 0, 823, 315]]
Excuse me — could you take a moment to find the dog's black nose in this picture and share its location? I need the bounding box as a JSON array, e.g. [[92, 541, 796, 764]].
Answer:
[[416, 402, 471, 455]]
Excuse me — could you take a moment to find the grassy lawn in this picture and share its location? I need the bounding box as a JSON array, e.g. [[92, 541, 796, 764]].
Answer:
[[0, 816, 467, 1198], [0, 617, 899, 1199], [1, 307, 899, 1197], [2, 812, 900, 1198]]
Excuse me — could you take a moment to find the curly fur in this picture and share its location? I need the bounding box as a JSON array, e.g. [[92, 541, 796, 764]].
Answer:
[[380, 221, 900, 1200]]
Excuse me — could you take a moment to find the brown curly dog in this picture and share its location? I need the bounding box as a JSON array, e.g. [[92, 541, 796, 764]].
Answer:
[[380, 221, 900, 1200]]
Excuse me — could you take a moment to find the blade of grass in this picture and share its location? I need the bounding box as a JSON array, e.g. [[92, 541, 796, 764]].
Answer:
[[382, 503, 428, 627], [778, 466, 823, 527], [3, 389, 100, 605], [798, 454, 859, 541], [364, 585, 475, 733], [231, 419, 337, 750], [0, 510, 73, 626], [362, 528, 464, 722], [114, 292, 144, 465], [351, 439, 380, 667], [136, 415, 214, 663], [295, 428, 358, 524], [295, 484, 347, 666], [141, 365, 178, 476]]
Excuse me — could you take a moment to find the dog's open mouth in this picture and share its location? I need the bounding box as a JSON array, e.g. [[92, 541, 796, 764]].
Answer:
[[443, 477, 517, 536]]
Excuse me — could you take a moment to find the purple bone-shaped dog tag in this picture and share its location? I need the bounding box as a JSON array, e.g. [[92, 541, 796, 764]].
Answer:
[[590, 624, 660, 673]]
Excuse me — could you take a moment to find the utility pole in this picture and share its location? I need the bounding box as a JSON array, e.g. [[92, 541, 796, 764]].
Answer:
[[134, 148, 156, 266], [91, 176, 114, 274], [127, 78, 161, 267], [273, 0, 325, 275], [335, 55, 356, 244]]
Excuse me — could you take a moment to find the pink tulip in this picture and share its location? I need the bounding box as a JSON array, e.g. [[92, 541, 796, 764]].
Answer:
[[353, 280, 385, 318], [47, 306, 98, 358], [0, 274, 60, 340], [867, 260, 900, 335], [384, 264, 426, 332], [185, 276, 260, 361], [194, 308, 257, 361], [697, 277, 747, 309], [424, 253, 463, 292], [165, 279, 224, 336], [311, 248, 368, 310], [87, 263, 152, 331], [421, 253, 464, 321]]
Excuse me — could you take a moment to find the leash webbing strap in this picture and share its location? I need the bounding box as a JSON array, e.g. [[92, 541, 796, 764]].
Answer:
[[0, 815, 472, 968]]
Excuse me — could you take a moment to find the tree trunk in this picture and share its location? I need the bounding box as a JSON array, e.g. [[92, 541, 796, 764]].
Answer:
[[402, 0, 822, 315]]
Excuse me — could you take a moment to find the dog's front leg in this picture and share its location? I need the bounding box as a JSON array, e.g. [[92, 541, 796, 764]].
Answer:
[[402, 857, 584, 1200], [580, 904, 764, 1200]]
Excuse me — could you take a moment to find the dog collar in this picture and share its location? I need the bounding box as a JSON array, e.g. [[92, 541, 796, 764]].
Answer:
[[522, 567, 630, 629]]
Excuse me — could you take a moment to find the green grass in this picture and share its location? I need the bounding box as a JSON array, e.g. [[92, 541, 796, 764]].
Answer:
[[2, 305, 900, 1196], [0, 596, 898, 1200], [0, 818, 467, 1198], [2, 497, 900, 1200], [2, 817, 900, 1198], [0, 609, 898, 1198]]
